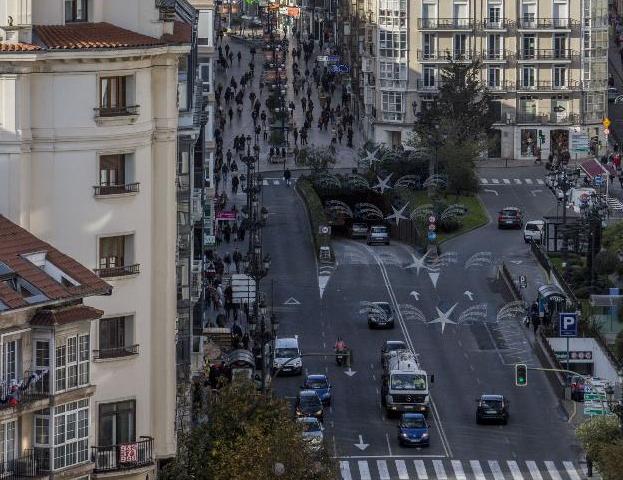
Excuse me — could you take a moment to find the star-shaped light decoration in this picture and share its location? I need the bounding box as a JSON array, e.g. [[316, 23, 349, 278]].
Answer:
[[405, 250, 431, 276], [428, 303, 458, 333], [360, 146, 381, 168], [373, 173, 393, 194], [385, 202, 409, 226]]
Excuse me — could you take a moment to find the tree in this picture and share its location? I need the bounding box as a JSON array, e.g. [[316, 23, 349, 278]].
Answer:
[[297, 146, 337, 176], [161, 381, 336, 480], [576, 415, 622, 461], [596, 440, 623, 480]]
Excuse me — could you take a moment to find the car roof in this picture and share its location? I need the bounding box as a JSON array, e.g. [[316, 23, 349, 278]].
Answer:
[[401, 413, 426, 420], [306, 374, 328, 381], [275, 337, 299, 347], [297, 416, 321, 423], [300, 389, 320, 397], [386, 340, 406, 346], [502, 207, 520, 211], [481, 394, 504, 400], [373, 301, 391, 306], [525, 220, 544, 225]]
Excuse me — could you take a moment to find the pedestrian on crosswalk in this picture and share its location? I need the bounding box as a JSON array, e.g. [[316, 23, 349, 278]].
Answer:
[[284, 168, 292, 186]]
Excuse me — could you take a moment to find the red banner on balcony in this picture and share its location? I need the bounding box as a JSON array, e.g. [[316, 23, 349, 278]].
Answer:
[[287, 7, 300, 17], [120, 443, 138, 463]]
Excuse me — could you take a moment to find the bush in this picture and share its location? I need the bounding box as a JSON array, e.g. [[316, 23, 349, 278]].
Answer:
[[594, 249, 620, 276], [439, 217, 462, 232], [297, 178, 329, 254]]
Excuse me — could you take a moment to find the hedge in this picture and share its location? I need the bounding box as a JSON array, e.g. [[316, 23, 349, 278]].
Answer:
[[296, 177, 328, 255]]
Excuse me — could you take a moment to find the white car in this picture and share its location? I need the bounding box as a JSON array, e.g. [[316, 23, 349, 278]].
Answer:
[[272, 336, 302, 375], [298, 417, 324, 452], [523, 220, 544, 243]]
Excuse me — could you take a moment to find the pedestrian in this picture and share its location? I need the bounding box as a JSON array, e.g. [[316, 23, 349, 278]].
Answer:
[[225, 43, 230, 56], [221, 163, 229, 184], [232, 222, 239, 243], [233, 248, 242, 273], [223, 223, 231, 243], [226, 148, 232, 166], [586, 454, 593, 477], [347, 127, 353, 148], [619, 175, 623, 189], [532, 315, 540, 335], [231, 174, 239, 194], [237, 51, 242, 65], [284, 168, 292, 186], [228, 107, 233, 122], [224, 252, 232, 273], [293, 127, 299, 145], [301, 96, 307, 112], [337, 126, 343, 144], [263, 127, 268, 141]]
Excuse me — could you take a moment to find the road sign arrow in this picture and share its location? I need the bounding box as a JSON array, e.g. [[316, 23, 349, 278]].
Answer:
[[344, 368, 357, 377], [530, 189, 543, 197], [428, 272, 440, 288], [410, 291, 420, 301], [464, 290, 474, 301], [354, 435, 369, 450], [483, 189, 499, 196], [509, 260, 523, 265], [284, 297, 301, 305]]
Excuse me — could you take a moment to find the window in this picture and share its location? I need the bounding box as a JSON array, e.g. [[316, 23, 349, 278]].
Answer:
[[2, 341, 17, 384], [421, 2, 436, 28], [178, 56, 190, 111], [521, 1, 536, 26], [65, 0, 87, 22], [99, 77, 127, 114], [379, 0, 407, 29], [519, 97, 537, 121], [98, 235, 137, 276], [379, 62, 407, 89], [487, 34, 502, 59], [200, 62, 211, 92], [53, 400, 89, 470], [35, 341, 50, 369], [554, 34, 568, 58], [98, 316, 136, 358], [522, 34, 536, 59], [379, 30, 407, 59], [553, 0, 569, 28], [522, 66, 536, 87], [488, 66, 501, 89], [0, 421, 16, 467], [423, 67, 436, 88], [454, 33, 467, 59], [98, 400, 136, 445], [453, 1, 468, 26], [55, 335, 89, 393], [381, 91, 404, 121], [99, 155, 125, 187], [553, 65, 567, 88], [422, 33, 436, 59], [487, 1, 502, 27]]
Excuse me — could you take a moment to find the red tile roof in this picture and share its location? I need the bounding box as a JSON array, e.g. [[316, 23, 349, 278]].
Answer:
[[162, 20, 193, 44], [30, 305, 104, 326], [0, 215, 112, 310], [34, 22, 167, 50], [0, 42, 41, 52]]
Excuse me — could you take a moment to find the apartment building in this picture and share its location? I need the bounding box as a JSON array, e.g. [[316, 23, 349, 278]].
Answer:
[[0, 215, 113, 479], [0, 0, 195, 476], [347, 0, 608, 160]]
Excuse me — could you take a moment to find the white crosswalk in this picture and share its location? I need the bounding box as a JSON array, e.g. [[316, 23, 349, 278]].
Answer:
[[337, 459, 583, 480], [479, 178, 545, 186], [606, 195, 623, 211], [261, 177, 299, 186]]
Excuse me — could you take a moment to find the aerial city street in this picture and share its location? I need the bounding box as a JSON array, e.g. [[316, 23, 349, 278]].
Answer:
[[1, 0, 623, 480]]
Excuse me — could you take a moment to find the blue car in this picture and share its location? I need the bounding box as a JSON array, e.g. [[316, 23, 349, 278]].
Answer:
[[397, 413, 430, 447], [302, 374, 332, 406]]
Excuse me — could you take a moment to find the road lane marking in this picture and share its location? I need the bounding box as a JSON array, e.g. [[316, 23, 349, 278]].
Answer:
[[481, 178, 489, 184], [536, 178, 545, 184], [385, 433, 393, 457], [262, 179, 269, 186], [339, 461, 352, 480], [545, 461, 562, 480], [414, 460, 428, 479], [395, 460, 409, 479], [488, 460, 505, 480], [377, 460, 390, 480], [451, 460, 467, 480], [432, 459, 447, 479], [503, 178, 511, 184], [526, 460, 543, 480], [525, 178, 533, 184], [514, 179, 522, 184], [358, 460, 371, 480], [507, 460, 524, 480], [470, 460, 486, 480], [492, 178, 500, 183], [563, 461, 581, 480]]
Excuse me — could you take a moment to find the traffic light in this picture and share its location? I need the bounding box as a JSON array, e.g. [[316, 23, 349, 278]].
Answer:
[[515, 364, 528, 386]]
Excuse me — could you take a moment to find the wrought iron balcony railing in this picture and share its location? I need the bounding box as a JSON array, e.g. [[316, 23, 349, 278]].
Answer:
[[91, 436, 154, 473], [94, 264, 140, 278], [93, 183, 140, 196]]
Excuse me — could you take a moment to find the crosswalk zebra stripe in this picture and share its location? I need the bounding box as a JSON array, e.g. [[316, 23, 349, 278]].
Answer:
[[507, 460, 524, 480], [503, 178, 511, 184], [272, 179, 280, 185], [514, 179, 522, 184], [492, 178, 500, 184], [470, 460, 486, 480], [536, 179, 545, 184], [489, 460, 505, 480], [525, 178, 534, 184], [481, 178, 489, 184], [262, 179, 269, 186], [545, 461, 563, 480], [563, 461, 581, 480], [451, 460, 467, 480], [414, 459, 428, 479], [526, 460, 543, 480], [340, 461, 352, 480], [377, 460, 390, 480], [432, 459, 447, 480], [358, 460, 371, 480], [395, 460, 409, 480]]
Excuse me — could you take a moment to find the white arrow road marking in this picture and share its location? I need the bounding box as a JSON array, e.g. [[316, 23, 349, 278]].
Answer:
[[284, 297, 301, 305], [410, 291, 420, 300], [483, 189, 499, 196], [509, 260, 523, 265], [354, 435, 370, 451], [428, 271, 440, 288], [319, 275, 330, 298], [464, 290, 474, 301], [344, 368, 357, 377], [530, 189, 543, 197]]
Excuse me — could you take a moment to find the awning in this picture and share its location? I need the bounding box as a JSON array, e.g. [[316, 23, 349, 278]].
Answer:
[[225, 349, 255, 367], [580, 159, 609, 179], [538, 284, 567, 302]]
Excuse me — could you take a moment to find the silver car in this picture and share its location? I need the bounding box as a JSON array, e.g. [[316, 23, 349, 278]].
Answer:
[[298, 417, 324, 452], [367, 225, 390, 245]]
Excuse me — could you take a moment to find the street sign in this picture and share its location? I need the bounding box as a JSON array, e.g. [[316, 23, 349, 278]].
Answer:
[[519, 275, 527, 288], [584, 392, 607, 401], [594, 175, 604, 186], [559, 313, 578, 337], [316, 55, 328, 62], [327, 55, 340, 62], [428, 215, 436, 223], [584, 406, 608, 416], [571, 132, 589, 153], [602, 117, 611, 128], [427, 231, 437, 242], [604, 128, 610, 136], [319, 225, 331, 235], [428, 224, 436, 231]]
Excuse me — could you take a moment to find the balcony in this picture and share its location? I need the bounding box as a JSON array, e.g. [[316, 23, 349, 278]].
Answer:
[[416, 50, 477, 62], [94, 264, 140, 279], [482, 18, 509, 30], [516, 18, 573, 30], [486, 80, 515, 92], [516, 112, 580, 124], [93, 344, 140, 360], [0, 370, 49, 411], [0, 449, 49, 479], [481, 49, 508, 61], [94, 105, 140, 126], [416, 80, 440, 92], [92, 436, 154, 473], [93, 183, 140, 197], [417, 18, 474, 30], [516, 80, 581, 92], [517, 49, 574, 61]]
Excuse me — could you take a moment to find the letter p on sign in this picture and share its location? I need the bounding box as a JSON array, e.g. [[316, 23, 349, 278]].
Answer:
[[559, 313, 578, 337]]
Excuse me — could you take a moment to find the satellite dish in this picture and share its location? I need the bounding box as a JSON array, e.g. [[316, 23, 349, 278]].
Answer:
[[615, 95, 623, 104]]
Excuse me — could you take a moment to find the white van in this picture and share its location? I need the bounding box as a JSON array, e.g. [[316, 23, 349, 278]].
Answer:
[[273, 336, 303, 375], [523, 220, 544, 243]]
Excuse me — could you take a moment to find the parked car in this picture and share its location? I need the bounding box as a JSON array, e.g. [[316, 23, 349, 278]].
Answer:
[[475, 394, 509, 425], [367, 225, 390, 245], [368, 302, 395, 329], [298, 417, 324, 452], [295, 390, 324, 421], [497, 207, 523, 229], [523, 220, 544, 243], [397, 413, 430, 447], [608, 87, 620, 103], [381, 340, 408, 367], [302, 374, 332, 406], [350, 222, 369, 239]]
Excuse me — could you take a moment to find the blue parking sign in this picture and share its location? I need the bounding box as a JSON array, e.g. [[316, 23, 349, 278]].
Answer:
[[559, 313, 578, 337]]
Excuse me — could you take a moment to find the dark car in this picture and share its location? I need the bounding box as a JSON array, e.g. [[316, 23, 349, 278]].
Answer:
[[296, 390, 324, 421], [368, 302, 395, 329], [497, 207, 523, 229], [350, 222, 369, 239], [397, 413, 430, 447], [302, 374, 332, 406], [367, 225, 390, 245], [381, 340, 408, 367], [475, 394, 509, 424]]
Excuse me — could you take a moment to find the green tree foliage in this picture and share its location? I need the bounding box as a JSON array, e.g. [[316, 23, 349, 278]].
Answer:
[[576, 415, 621, 462], [161, 382, 336, 480], [614, 330, 623, 363], [594, 249, 619, 276], [297, 146, 337, 176], [596, 440, 623, 480]]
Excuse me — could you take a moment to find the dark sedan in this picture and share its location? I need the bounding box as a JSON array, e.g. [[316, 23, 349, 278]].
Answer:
[[302, 374, 332, 406], [397, 413, 430, 447], [476, 394, 509, 425], [296, 390, 324, 421], [350, 222, 369, 239], [497, 207, 523, 229]]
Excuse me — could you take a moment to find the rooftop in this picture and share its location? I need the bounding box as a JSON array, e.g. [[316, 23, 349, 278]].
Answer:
[[0, 215, 111, 311]]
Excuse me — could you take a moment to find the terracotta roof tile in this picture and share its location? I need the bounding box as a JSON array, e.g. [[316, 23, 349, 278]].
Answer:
[[31, 305, 104, 326], [162, 20, 192, 44], [0, 215, 112, 310], [34, 22, 166, 50], [0, 42, 41, 52]]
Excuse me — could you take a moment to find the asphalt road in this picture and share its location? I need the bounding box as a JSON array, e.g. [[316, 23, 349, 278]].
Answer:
[[262, 175, 587, 480]]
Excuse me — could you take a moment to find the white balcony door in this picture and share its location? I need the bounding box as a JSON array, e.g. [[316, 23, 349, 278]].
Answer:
[[488, 1, 502, 26], [423, 33, 436, 58], [522, 67, 536, 87], [553, 0, 568, 27], [488, 34, 501, 57], [521, 1, 536, 26], [454, 33, 467, 57]]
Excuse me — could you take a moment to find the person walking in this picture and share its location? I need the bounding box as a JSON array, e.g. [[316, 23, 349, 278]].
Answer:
[[221, 163, 229, 184], [283, 168, 292, 186], [232, 248, 242, 274], [223, 252, 232, 273], [226, 149, 232, 167], [231, 174, 239, 194], [237, 50, 242, 65], [293, 127, 299, 146]]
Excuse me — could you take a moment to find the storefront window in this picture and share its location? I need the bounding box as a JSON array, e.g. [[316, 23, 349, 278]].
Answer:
[[521, 129, 537, 156]]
